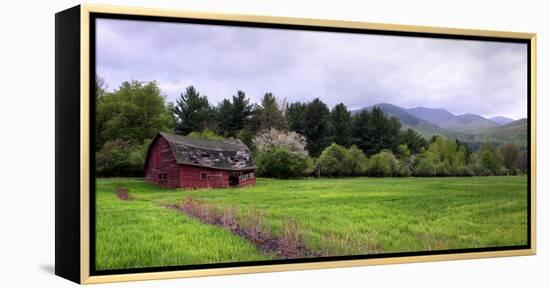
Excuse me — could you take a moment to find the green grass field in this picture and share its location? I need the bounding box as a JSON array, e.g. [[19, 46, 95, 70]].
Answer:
[[96, 176, 528, 270]]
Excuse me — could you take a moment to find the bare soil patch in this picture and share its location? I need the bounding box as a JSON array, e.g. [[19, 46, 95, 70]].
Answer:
[[116, 187, 134, 201]]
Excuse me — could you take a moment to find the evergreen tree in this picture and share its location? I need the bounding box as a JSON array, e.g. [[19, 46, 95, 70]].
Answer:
[[258, 93, 285, 129], [173, 86, 212, 135], [303, 98, 332, 157], [399, 128, 428, 154], [351, 107, 401, 156], [214, 91, 253, 137], [229, 90, 253, 134], [330, 103, 352, 147], [215, 99, 233, 135], [286, 102, 307, 135]]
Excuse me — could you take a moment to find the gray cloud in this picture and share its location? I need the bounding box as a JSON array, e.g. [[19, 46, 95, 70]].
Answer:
[[96, 18, 528, 119]]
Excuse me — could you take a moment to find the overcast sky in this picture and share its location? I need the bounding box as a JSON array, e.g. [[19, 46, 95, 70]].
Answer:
[[96, 18, 528, 119]]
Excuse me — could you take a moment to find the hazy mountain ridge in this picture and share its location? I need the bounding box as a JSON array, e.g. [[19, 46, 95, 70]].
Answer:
[[407, 107, 499, 133], [355, 103, 526, 146], [489, 116, 515, 125], [354, 103, 448, 139], [474, 118, 528, 146]]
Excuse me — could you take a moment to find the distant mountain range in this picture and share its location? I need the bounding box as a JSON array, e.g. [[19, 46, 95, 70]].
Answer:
[[488, 116, 515, 125], [354, 103, 526, 146]]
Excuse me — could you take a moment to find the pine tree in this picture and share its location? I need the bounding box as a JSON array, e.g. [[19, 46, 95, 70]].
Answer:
[[330, 103, 352, 147], [230, 90, 253, 134], [351, 107, 401, 156], [303, 98, 332, 157], [286, 102, 307, 135], [258, 93, 285, 130], [173, 86, 212, 135]]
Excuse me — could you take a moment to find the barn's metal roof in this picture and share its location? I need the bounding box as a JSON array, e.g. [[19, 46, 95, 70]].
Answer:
[[158, 132, 256, 171]]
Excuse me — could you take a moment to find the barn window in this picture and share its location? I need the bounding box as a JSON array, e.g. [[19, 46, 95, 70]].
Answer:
[[201, 172, 208, 180], [154, 151, 161, 168], [158, 173, 166, 180]]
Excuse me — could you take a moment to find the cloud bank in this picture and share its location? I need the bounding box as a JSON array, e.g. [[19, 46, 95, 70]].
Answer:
[[96, 18, 528, 119]]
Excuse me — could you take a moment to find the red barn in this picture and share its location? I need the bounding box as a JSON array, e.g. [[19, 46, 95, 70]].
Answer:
[[145, 132, 256, 189]]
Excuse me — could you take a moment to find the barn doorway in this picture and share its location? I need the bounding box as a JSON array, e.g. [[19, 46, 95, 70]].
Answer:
[[229, 174, 240, 186]]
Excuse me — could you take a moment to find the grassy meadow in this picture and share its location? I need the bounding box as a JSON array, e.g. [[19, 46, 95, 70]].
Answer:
[[95, 176, 528, 270]]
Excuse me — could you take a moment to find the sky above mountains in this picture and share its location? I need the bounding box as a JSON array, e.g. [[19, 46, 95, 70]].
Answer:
[[96, 18, 528, 119]]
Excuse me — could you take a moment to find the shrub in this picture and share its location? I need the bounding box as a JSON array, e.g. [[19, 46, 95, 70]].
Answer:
[[187, 129, 224, 141], [413, 157, 436, 177], [449, 165, 473, 176], [96, 139, 147, 177], [347, 145, 368, 176], [394, 161, 411, 177], [479, 143, 501, 175], [435, 161, 452, 176], [317, 143, 352, 176], [366, 150, 397, 177], [255, 147, 312, 179]]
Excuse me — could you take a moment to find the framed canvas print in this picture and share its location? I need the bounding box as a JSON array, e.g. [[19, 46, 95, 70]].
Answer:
[[55, 4, 537, 284]]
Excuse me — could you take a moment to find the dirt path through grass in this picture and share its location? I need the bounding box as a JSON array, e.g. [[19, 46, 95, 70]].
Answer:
[[164, 197, 317, 259]]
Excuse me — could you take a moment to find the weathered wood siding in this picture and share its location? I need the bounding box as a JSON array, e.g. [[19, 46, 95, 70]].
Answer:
[[179, 165, 255, 188], [145, 136, 180, 188], [145, 134, 256, 189]]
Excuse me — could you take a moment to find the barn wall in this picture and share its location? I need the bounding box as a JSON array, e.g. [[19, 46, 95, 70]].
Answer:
[[179, 165, 256, 188], [145, 136, 180, 188]]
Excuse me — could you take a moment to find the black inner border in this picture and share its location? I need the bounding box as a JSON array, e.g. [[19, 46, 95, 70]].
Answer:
[[89, 12, 532, 276]]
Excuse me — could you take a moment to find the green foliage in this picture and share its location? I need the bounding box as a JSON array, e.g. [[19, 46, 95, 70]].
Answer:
[[517, 151, 528, 174], [286, 102, 307, 135], [95, 79, 527, 179], [236, 128, 256, 151], [95, 80, 174, 177], [303, 98, 333, 157], [186, 129, 224, 141], [347, 145, 368, 176], [173, 86, 213, 135], [330, 103, 353, 147], [394, 161, 411, 177], [95, 80, 175, 151], [255, 147, 312, 179], [317, 143, 352, 177], [366, 150, 398, 177], [258, 93, 285, 130], [215, 91, 254, 137], [95, 75, 106, 100], [96, 139, 148, 177], [397, 144, 410, 159], [231, 91, 254, 133], [412, 157, 436, 177], [399, 128, 428, 154], [415, 136, 475, 177], [317, 143, 369, 177], [479, 143, 502, 175], [500, 143, 520, 172], [352, 107, 402, 156]]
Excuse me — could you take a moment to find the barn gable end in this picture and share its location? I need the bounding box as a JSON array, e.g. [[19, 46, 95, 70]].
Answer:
[[145, 135, 181, 188]]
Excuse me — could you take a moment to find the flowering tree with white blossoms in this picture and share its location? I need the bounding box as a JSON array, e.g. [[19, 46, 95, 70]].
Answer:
[[252, 128, 308, 156]]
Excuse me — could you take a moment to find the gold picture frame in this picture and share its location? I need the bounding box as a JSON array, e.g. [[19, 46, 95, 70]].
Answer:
[[55, 4, 536, 284]]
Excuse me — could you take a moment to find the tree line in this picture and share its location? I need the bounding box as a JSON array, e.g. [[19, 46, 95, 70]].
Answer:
[[95, 78, 528, 178]]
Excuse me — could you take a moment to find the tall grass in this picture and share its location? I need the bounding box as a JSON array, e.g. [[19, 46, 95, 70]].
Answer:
[[96, 176, 528, 269]]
